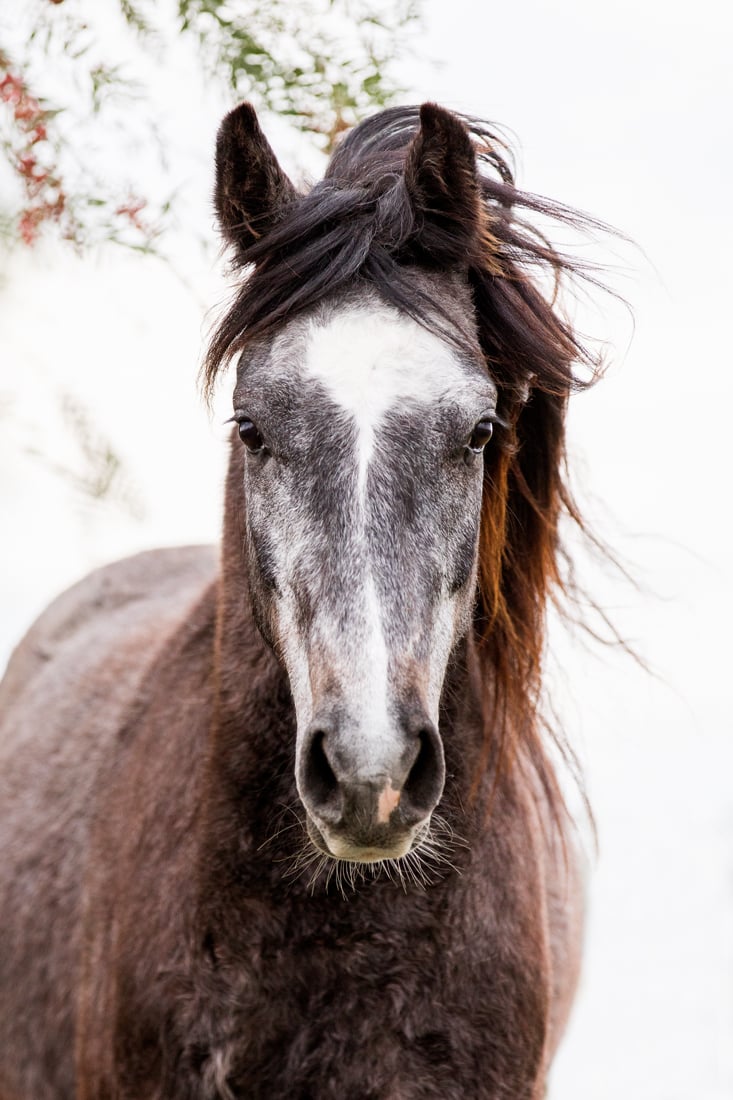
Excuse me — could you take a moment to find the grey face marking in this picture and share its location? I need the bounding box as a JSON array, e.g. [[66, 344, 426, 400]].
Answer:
[[234, 291, 497, 861]]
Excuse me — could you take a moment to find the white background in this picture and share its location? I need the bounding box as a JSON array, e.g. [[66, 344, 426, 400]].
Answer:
[[1, 2, 731, 1096]]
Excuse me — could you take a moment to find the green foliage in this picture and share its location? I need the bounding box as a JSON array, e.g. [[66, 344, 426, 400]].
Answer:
[[176, 0, 418, 147], [0, 0, 420, 252]]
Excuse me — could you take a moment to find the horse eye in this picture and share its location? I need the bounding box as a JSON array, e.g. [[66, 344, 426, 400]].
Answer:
[[468, 418, 494, 453], [237, 418, 264, 453]]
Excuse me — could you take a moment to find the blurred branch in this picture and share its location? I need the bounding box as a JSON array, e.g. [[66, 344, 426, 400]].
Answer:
[[0, 42, 164, 252], [23, 394, 146, 519], [0, 0, 420, 254], [177, 0, 419, 148]]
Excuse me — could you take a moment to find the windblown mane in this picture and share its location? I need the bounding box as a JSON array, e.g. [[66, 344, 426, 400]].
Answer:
[[204, 104, 609, 823]]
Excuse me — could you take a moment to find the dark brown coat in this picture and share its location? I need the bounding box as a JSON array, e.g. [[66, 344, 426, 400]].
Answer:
[[0, 102, 598, 1099]]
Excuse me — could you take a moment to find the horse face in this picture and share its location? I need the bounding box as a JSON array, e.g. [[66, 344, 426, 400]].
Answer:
[[234, 294, 496, 862]]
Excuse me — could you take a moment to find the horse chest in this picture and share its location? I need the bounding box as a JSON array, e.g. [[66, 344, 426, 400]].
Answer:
[[181, 886, 549, 1100]]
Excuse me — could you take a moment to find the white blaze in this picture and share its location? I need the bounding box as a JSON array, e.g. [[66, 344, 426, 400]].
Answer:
[[303, 304, 468, 496], [286, 303, 490, 774]]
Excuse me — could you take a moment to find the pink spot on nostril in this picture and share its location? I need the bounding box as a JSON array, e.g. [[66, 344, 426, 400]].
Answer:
[[376, 780, 401, 824]]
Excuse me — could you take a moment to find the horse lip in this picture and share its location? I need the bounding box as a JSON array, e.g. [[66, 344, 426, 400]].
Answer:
[[305, 813, 422, 863]]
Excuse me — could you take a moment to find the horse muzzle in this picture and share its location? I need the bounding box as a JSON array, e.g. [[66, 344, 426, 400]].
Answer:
[[296, 714, 445, 862]]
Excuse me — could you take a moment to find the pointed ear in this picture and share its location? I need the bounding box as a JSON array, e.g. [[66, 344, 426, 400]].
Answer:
[[404, 103, 482, 266], [214, 103, 297, 262]]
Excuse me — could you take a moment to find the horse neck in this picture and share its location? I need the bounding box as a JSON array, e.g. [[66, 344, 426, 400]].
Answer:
[[209, 437, 290, 786]]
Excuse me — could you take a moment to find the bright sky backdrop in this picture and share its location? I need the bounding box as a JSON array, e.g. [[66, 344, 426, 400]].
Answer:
[[1, 1, 731, 1096]]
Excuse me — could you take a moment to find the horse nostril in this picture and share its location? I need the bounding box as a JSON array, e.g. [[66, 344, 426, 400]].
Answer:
[[299, 716, 445, 836], [302, 730, 340, 813], [402, 726, 445, 816]]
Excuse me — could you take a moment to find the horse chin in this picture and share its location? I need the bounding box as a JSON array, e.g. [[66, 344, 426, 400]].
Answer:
[[305, 815, 428, 864]]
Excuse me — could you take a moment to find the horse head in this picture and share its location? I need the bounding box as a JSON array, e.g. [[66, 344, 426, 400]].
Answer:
[[211, 104, 500, 863]]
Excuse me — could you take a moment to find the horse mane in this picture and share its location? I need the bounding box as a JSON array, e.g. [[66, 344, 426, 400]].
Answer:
[[204, 104, 612, 826]]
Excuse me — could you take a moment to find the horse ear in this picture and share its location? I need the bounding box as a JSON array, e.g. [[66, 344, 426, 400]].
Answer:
[[214, 102, 297, 261], [404, 103, 482, 265]]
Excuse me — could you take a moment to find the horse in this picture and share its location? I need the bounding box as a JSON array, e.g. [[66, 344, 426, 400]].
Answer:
[[0, 101, 603, 1099]]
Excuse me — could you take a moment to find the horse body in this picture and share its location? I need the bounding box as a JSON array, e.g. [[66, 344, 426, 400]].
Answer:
[[0, 102, 596, 1097], [0, 538, 578, 1100]]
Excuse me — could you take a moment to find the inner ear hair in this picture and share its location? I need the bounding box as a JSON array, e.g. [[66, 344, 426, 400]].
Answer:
[[214, 102, 297, 262]]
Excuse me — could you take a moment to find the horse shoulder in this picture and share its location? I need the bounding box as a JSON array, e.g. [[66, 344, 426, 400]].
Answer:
[[0, 545, 217, 1100], [0, 545, 216, 711]]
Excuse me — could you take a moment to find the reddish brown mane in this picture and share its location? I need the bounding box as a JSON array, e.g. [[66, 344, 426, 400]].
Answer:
[[469, 221, 603, 818]]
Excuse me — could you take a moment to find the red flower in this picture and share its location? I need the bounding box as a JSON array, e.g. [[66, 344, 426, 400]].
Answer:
[[0, 73, 23, 104], [115, 197, 148, 232], [14, 97, 41, 123], [18, 208, 40, 245]]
